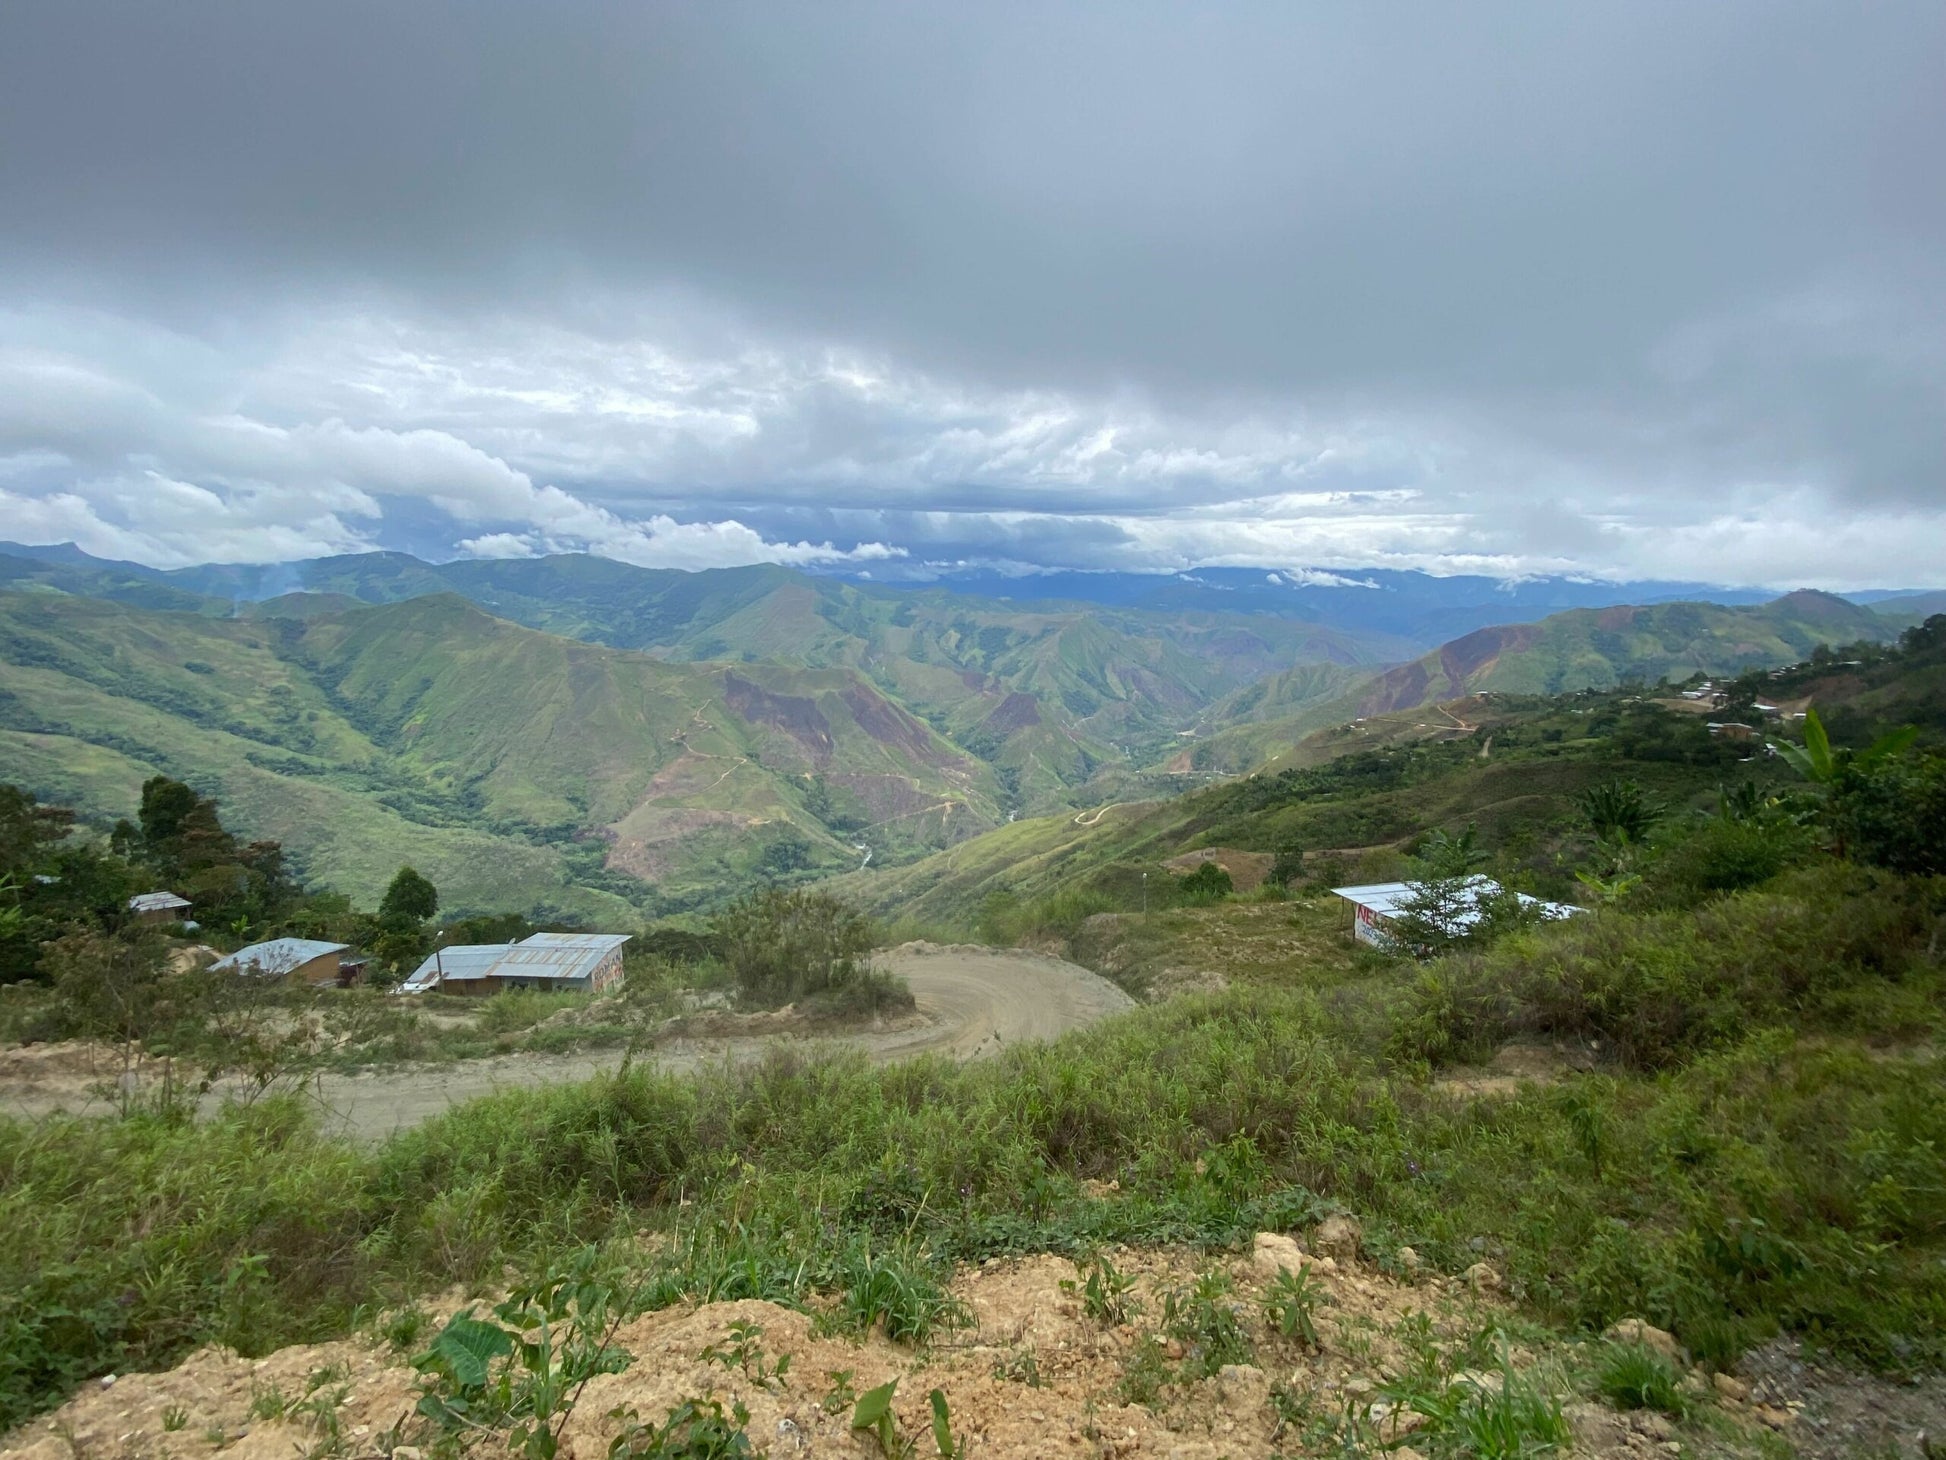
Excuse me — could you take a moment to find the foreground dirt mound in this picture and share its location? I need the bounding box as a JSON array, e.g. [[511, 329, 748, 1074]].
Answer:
[[4, 1231, 1815, 1460]]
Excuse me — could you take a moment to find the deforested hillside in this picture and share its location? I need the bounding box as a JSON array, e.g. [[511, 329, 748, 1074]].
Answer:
[[0, 549, 1404, 811], [0, 590, 1002, 913], [1173, 590, 1898, 776]]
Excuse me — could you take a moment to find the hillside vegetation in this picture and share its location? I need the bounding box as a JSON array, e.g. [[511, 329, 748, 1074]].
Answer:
[[0, 591, 999, 914], [1, 612, 1944, 1454], [1181, 591, 1897, 776], [0, 550, 1399, 811]]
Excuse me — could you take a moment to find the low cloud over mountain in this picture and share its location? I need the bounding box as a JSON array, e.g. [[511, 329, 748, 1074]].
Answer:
[[2, 4, 1942, 586]]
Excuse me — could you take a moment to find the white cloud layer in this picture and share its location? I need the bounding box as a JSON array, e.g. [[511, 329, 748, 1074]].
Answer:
[[0, 7, 1941, 589], [0, 296, 1941, 589]]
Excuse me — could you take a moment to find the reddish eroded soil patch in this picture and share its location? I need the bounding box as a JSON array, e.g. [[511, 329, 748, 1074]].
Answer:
[[721, 674, 833, 761], [604, 804, 753, 880], [978, 691, 1042, 736], [837, 683, 949, 764]]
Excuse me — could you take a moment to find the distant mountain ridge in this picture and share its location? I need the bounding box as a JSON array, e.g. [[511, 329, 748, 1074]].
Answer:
[[1173, 590, 1900, 776], [0, 545, 1403, 808], [820, 562, 1795, 642], [0, 539, 1890, 645]]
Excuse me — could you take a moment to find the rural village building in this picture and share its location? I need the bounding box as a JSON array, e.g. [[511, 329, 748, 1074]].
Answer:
[[398, 931, 630, 996], [210, 937, 355, 986], [127, 891, 192, 925], [1331, 878, 1581, 949]]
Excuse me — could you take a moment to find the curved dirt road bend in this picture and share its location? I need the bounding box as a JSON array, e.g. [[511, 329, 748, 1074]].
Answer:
[[0, 944, 1134, 1142]]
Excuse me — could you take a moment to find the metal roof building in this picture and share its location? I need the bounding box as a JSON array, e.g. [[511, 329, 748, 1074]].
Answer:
[[1331, 878, 1581, 949], [211, 937, 351, 981], [128, 891, 192, 920], [400, 932, 631, 995], [398, 943, 510, 994]]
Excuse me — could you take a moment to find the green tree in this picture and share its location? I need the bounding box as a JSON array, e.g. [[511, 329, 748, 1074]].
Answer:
[[379, 865, 440, 924], [1178, 861, 1233, 904], [1267, 839, 1306, 888], [0, 784, 75, 879], [42, 928, 170, 1109], [1830, 753, 1946, 877], [759, 828, 814, 878], [136, 775, 203, 850]]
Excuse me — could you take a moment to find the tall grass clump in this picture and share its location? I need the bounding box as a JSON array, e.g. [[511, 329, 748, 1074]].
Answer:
[[1390, 862, 1943, 1068], [0, 1099, 374, 1430]]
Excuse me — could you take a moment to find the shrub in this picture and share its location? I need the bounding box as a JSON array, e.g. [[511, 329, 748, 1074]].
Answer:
[[712, 889, 877, 1008], [1833, 753, 1946, 877], [1177, 862, 1233, 905], [800, 966, 915, 1021], [1640, 815, 1810, 907], [1391, 863, 1940, 1069]]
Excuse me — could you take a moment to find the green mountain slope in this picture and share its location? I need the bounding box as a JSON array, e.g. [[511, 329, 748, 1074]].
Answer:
[[1336, 591, 1890, 713], [300, 556, 1408, 807], [1173, 591, 1896, 777], [0, 591, 999, 915], [0, 551, 1408, 813], [851, 615, 1945, 933]]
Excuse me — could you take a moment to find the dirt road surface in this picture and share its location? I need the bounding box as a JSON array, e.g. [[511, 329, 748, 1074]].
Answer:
[[0, 943, 1133, 1141]]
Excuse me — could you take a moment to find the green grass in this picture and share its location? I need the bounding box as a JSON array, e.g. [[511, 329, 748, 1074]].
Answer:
[[1595, 1342, 1688, 1415], [3, 860, 1943, 1431]]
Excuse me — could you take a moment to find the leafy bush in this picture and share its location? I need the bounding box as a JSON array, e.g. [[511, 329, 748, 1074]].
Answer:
[[1639, 814, 1812, 907], [1160, 1269, 1254, 1379], [1176, 861, 1233, 905], [711, 888, 878, 1008], [1833, 752, 1946, 877]]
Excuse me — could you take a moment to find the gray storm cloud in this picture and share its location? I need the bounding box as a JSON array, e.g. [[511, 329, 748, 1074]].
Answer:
[[0, 2, 1941, 583]]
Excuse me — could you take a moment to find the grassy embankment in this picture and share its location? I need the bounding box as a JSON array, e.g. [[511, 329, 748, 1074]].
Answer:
[[5, 860, 1942, 1431]]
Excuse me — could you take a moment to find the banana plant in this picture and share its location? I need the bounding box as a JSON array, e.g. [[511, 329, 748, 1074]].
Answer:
[[1772, 706, 1916, 785]]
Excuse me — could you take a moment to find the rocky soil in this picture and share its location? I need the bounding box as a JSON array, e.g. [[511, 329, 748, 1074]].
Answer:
[[4, 1218, 1819, 1460]]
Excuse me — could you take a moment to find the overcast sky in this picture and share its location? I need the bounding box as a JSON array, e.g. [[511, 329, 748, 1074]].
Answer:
[[1, 3, 1942, 586]]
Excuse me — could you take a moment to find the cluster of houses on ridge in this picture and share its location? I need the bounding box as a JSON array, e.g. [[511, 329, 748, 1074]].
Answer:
[[1675, 681, 1806, 744], [123, 890, 628, 995]]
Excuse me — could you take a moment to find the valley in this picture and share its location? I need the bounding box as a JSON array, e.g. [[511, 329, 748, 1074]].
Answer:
[[0, 546, 1918, 918], [2, 563, 1942, 1459]]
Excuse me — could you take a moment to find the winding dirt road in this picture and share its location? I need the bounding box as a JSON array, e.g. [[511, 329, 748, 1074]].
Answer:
[[0, 944, 1134, 1141]]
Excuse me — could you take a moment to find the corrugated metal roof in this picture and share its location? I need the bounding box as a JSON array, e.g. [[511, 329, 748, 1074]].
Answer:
[[398, 944, 511, 993], [211, 938, 349, 977], [396, 933, 630, 993], [487, 933, 631, 982], [128, 891, 191, 913], [1331, 878, 1581, 926]]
